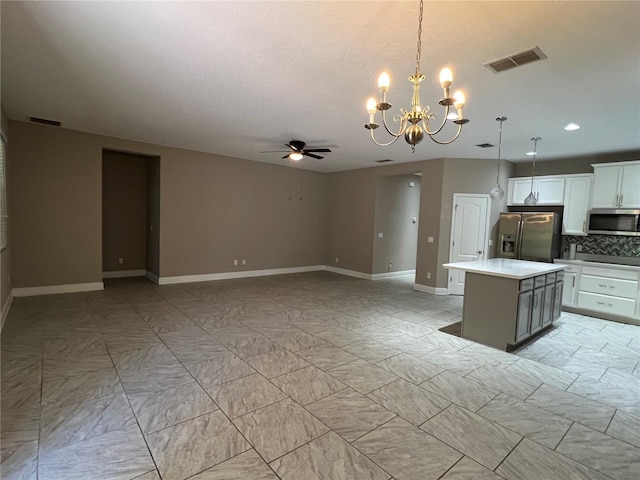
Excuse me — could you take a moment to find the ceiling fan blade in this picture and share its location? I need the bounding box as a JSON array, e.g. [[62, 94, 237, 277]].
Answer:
[[281, 154, 290, 159], [260, 150, 290, 153], [285, 143, 298, 151], [303, 152, 324, 160], [303, 148, 331, 153]]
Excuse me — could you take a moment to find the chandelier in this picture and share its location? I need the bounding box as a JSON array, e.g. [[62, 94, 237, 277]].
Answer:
[[489, 116, 507, 200], [524, 137, 542, 205], [364, 0, 469, 152]]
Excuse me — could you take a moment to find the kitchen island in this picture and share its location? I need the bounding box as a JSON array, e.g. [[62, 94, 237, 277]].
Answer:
[[443, 259, 566, 350]]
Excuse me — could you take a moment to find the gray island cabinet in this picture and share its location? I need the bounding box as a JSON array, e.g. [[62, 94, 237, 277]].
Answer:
[[443, 259, 566, 351]]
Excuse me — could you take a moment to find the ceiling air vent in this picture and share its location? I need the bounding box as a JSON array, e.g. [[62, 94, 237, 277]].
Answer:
[[476, 143, 494, 148], [30, 116, 62, 127], [376, 159, 393, 163], [484, 46, 547, 73]]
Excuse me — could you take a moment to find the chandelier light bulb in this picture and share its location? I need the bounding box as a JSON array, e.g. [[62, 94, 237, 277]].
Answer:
[[378, 72, 390, 92], [439, 68, 453, 88], [366, 98, 377, 114], [453, 91, 465, 109]]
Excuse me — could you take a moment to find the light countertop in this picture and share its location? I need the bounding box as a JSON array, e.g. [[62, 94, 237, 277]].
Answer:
[[443, 258, 565, 280], [554, 258, 640, 272]]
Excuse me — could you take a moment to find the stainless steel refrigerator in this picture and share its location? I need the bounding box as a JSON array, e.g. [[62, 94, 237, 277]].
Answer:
[[497, 212, 561, 262]]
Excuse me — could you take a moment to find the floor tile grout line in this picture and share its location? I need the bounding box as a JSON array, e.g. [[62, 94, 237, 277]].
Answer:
[[492, 435, 525, 475]]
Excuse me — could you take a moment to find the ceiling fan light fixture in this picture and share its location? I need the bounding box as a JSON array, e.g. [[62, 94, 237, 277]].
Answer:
[[289, 152, 304, 161]]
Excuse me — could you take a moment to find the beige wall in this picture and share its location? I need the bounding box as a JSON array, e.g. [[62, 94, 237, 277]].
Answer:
[[159, 152, 327, 277], [8, 120, 327, 288], [102, 150, 149, 272], [9, 122, 102, 287], [512, 150, 640, 177], [434, 158, 513, 289], [372, 174, 421, 274], [1, 107, 11, 313]]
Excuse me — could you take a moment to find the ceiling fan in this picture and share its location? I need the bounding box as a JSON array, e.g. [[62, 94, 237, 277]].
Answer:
[[261, 140, 332, 161]]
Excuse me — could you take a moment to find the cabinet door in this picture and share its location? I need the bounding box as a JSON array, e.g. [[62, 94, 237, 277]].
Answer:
[[562, 273, 577, 306], [591, 166, 623, 208], [552, 282, 563, 322], [530, 288, 545, 334], [620, 164, 640, 207], [540, 284, 554, 328], [516, 291, 532, 342], [509, 179, 534, 205], [536, 178, 565, 204], [563, 176, 591, 235]]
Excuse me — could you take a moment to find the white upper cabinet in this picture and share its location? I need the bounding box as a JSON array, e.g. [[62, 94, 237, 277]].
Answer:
[[562, 174, 592, 235], [591, 161, 640, 208], [508, 176, 565, 205]]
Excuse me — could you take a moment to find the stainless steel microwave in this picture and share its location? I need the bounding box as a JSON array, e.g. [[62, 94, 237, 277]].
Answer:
[[587, 208, 640, 236]]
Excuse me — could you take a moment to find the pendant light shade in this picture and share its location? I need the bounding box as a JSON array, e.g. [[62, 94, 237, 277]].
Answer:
[[523, 137, 541, 205], [489, 116, 507, 200]]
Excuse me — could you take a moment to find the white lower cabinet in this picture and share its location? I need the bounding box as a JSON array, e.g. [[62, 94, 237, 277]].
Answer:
[[561, 265, 581, 307], [567, 263, 640, 319]]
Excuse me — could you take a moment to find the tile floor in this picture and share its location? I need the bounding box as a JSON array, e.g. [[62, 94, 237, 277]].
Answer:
[[1, 271, 639, 480]]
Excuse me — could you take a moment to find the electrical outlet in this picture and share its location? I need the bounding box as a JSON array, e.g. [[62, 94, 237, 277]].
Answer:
[[118, 258, 124, 265], [427, 272, 431, 279], [577, 245, 583, 252], [335, 257, 339, 263], [233, 259, 238, 266], [242, 259, 246, 265]]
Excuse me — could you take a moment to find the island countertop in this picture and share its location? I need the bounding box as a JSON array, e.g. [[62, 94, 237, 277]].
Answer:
[[443, 258, 566, 280]]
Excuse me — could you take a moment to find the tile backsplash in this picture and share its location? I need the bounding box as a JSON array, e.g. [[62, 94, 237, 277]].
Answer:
[[563, 235, 640, 257]]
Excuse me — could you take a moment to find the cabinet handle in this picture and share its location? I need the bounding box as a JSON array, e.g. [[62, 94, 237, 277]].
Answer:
[[596, 301, 605, 305], [598, 284, 614, 289], [583, 221, 586, 232], [615, 194, 619, 207], [620, 194, 624, 207], [572, 276, 576, 287]]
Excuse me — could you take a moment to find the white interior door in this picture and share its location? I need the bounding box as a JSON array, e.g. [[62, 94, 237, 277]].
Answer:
[[448, 194, 490, 295]]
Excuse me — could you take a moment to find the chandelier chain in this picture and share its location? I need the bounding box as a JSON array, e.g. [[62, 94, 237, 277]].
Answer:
[[415, 0, 423, 74]]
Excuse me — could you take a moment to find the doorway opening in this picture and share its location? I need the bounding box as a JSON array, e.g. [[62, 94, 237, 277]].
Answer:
[[372, 173, 421, 280], [102, 149, 160, 282]]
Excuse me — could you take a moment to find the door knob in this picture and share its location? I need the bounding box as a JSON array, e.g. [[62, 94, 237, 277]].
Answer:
[[477, 250, 483, 254]]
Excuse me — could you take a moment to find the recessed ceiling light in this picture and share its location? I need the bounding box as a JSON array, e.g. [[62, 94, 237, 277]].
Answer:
[[526, 151, 536, 156], [564, 123, 580, 131]]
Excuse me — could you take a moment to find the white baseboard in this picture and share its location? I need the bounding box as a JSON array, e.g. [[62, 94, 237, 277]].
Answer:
[[146, 271, 160, 284], [413, 283, 449, 295], [102, 269, 146, 279], [323, 266, 372, 280], [1, 293, 13, 331], [12, 282, 104, 297], [371, 270, 416, 281], [158, 265, 325, 285]]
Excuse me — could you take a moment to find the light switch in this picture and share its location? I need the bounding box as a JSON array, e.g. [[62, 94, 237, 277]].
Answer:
[[489, 239, 494, 247], [427, 237, 434, 243], [378, 232, 384, 238]]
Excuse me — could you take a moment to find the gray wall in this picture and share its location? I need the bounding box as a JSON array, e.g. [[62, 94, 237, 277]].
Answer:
[[1, 107, 11, 313], [372, 174, 421, 274], [102, 150, 148, 273], [512, 150, 640, 177]]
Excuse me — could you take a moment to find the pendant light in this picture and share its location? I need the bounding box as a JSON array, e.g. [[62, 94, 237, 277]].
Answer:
[[523, 137, 541, 205], [489, 116, 507, 200]]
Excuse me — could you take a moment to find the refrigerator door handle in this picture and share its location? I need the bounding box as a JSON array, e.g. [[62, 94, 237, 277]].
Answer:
[[515, 220, 524, 259]]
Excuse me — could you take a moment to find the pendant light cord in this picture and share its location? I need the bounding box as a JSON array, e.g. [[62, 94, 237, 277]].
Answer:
[[496, 117, 504, 183]]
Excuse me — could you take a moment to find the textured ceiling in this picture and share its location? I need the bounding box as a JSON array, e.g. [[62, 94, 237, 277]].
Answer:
[[2, 1, 639, 173]]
